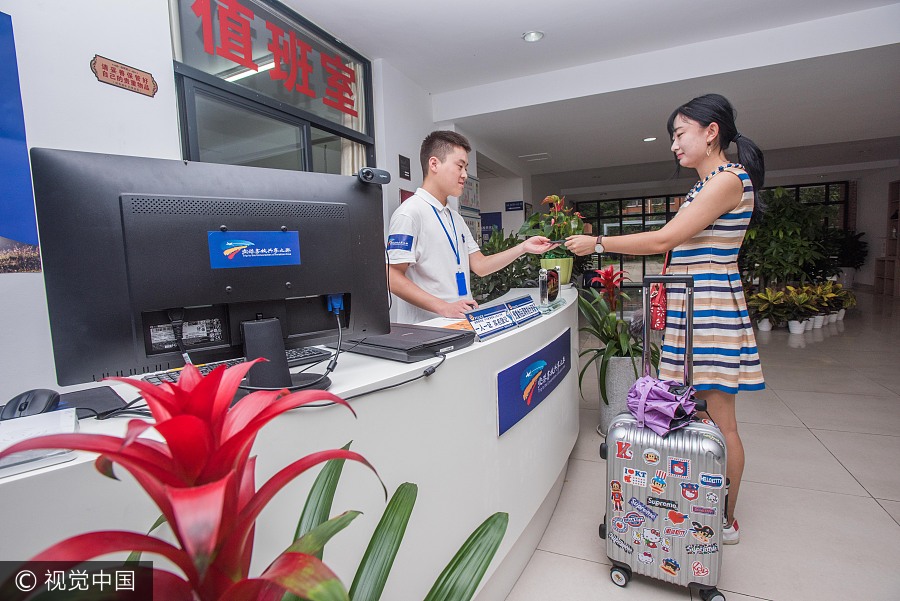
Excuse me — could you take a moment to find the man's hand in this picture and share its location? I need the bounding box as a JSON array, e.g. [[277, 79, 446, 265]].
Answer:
[[438, 298, 479, 318], [521, 236, 558, 255]]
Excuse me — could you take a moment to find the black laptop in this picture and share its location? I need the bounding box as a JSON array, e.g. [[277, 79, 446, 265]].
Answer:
[[339, 323, 475, 362]]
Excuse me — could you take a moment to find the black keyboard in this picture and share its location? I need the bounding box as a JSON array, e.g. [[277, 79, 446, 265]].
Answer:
[[142, 346, 332, 385]]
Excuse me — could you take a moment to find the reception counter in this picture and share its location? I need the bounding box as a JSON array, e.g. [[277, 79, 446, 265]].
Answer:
[[0, 287, 580, 599]]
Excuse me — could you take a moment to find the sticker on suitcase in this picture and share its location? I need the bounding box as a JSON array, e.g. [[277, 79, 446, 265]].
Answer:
[[623, 467, 647, 487], [667, 457, 691, 479]]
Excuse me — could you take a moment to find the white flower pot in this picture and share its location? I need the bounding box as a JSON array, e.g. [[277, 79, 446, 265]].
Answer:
[[597, 356, 639, 436], [804, 319, 814, 331], [828, 312, 839, 323], [813, 314, 825, 328], [837, 308, 846, 320], [788, 320, 805, 334], [757, 318, 773, 332]]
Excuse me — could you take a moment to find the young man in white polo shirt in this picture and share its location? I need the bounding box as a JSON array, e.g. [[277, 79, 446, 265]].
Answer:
[[387, 130, 555, 324]]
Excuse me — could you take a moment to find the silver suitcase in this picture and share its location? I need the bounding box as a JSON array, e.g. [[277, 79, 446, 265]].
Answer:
[[598, 275, 727, 601]]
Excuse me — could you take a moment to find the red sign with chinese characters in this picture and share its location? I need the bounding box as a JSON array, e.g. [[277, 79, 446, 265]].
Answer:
[[90, 55, 158, 97], [190, 0, 358, 117]]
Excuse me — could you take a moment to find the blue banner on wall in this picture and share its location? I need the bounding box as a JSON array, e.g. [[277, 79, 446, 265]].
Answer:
[[497, 329, 571, 436], [0, 12, 41, 273], [208, 230, 301, 269]]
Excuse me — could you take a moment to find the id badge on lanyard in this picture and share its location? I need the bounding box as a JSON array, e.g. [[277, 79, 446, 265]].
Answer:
[[456, 271, 468, 296], [432, 206, 468, 297]]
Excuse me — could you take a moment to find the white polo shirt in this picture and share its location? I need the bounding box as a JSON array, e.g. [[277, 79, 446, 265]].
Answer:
[[387, 188, 480, 324]]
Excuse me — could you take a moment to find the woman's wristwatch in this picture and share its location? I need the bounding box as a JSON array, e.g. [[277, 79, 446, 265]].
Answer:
[[594, 235, 605, 254]]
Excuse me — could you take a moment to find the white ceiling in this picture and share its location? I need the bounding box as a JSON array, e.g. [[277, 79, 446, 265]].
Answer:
[[285, 0, 900, 188]]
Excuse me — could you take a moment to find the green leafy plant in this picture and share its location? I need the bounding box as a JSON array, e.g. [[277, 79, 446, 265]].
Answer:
[[739, 187, 826, 287], [839, 287, 857, 310], [747, 287, 787, 326], [577, 267, 658, 405], [835, 229, 868, 270], [783, 286, 818, 322], [293, 446, 508, 601], [471, 228, 539, 302], [518, 195, 584, 259]]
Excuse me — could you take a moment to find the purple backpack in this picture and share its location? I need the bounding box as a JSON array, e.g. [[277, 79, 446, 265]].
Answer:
[[627, 375, 697, 437]]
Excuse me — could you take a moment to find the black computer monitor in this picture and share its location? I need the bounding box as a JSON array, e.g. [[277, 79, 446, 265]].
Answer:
[[30, 147, 390, 386]]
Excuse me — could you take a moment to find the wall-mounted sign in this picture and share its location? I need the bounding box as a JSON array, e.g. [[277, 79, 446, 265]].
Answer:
[[90, 55, 158, 97], [505, 201, 523, 212], [178, 0, 367, 132], [399, 155, 411, 180], [459, 175, 479, 211], [400, 189, 414, 203]]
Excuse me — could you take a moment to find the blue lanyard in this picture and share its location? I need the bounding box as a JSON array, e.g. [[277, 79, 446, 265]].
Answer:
[[431, 205, 461, 268]]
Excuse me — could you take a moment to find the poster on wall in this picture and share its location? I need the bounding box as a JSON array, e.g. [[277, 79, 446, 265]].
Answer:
[[0, 12, 40, 274]]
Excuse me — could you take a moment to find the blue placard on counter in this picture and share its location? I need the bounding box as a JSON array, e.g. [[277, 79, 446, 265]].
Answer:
[[465, 304, 516, 340], [208, 230, 301, 269], [505, 295, 541, 325], [496, 329, 571, 436], [505, 201, 524, 211]]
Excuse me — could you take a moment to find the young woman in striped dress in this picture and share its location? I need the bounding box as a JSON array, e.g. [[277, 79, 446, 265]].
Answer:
[[565, 93, 765, 544]]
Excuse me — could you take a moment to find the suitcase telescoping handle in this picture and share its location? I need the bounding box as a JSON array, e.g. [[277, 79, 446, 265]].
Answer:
[[641, 274, 694, 386]]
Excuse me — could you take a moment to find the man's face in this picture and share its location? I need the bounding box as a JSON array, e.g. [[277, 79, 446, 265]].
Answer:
[[430, 145, 469, 199]]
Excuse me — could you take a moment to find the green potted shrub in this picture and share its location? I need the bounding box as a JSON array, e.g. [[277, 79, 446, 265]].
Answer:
[[747, 287, 787, 330], [838, 286, 857, 319], [784, 286, 817, 333], [835, 229, 868, 287], [471, 228, 539, 303], [739, 187, 826, 288], [518, 194, 584, 285], [577, 266, 658, 435]]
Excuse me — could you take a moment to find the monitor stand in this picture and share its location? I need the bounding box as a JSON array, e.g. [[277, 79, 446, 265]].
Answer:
[[233, 317, 331, 404]]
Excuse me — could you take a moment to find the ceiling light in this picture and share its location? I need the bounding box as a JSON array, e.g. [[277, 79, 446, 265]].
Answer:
[[225, 61, 275, 82], [522, 31, 544, 43], [643, 137, 657, 142]]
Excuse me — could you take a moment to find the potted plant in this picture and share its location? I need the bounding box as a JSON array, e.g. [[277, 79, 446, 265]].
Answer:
[[0, 362, 507, 601], [747, 287, 787, 330], [836, 285, 857, 319], [518, 194, 584, 285], [577, 266, 658, 435], [471, 228, 540, 303], [784, 286, 817, 334], [835, 229, 868, 287]]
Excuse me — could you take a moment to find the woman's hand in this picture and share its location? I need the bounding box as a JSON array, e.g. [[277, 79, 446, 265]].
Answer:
[[565, 234, 599, 256]]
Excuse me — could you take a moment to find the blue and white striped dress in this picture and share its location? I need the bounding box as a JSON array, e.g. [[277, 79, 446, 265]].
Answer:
[[658, 165, 765, 394]]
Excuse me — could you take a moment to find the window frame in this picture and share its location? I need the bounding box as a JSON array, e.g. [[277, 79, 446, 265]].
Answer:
[[173, 0, 376, 172]]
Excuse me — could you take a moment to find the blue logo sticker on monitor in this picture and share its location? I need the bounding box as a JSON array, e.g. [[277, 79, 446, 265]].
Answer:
[[208, 231, 301, 269]]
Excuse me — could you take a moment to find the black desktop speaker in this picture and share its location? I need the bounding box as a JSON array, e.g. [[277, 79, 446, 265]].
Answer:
[[242, 318, 293, 389]]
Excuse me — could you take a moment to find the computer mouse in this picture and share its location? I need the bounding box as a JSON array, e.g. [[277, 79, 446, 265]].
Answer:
[[0, 389, 61, 420]]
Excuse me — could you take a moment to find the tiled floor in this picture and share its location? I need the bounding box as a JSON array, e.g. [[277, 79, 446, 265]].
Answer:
[[506, 292, 900, 601]]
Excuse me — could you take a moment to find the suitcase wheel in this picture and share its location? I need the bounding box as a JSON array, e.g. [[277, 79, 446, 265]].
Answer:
[[699, 588, 725, 601], [610, 566, 630, 588], [599, 522, 607, 539]]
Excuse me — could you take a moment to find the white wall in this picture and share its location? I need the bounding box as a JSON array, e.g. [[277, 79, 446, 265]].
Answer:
[[851, 167, 900, 287], [0, 0, 180, 401], [480, 177, 525, 236], [371, 58, 434, 228]]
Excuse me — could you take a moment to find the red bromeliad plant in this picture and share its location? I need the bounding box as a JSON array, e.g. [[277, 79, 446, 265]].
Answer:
[[583, 265, 628, 311], [0, 360, 381, 601]]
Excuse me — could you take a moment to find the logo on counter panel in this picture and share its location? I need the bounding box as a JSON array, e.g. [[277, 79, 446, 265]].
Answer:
[[496, 329, 571, 436]]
